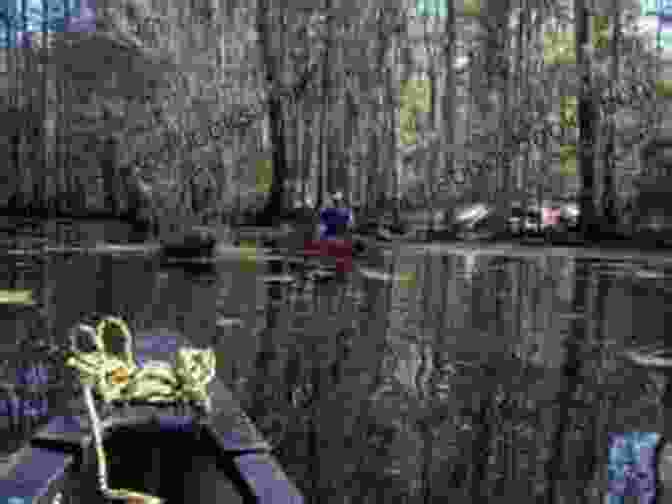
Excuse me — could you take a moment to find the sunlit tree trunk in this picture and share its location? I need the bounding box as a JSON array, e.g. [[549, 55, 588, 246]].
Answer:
[[257, 0, 289, 222], [317, 102, 327, 208], [343, 79, 357, 203], [300, 105, 314, 206], [367, 122, 379, 213], [295, 99, 305, 203]]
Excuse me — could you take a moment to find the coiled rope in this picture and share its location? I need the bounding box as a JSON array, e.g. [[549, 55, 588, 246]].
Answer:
[[66, 317, 216, 504]]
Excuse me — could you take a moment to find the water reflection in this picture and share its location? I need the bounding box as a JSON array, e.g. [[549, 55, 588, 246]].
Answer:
[[2, 226, 672, 502]]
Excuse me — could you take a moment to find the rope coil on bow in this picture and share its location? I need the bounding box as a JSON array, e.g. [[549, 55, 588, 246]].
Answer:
[[65, 317, 216, 504]]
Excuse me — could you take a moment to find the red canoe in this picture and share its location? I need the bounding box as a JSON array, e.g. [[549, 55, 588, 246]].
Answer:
[[303, 239, 354, 273]]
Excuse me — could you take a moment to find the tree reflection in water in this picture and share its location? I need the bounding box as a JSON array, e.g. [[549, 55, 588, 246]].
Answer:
[[2, 228, 672, 503]]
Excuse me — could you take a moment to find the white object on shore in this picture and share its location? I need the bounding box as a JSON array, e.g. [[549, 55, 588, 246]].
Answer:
[[216, 316, 245, 328], [624, 348, 672, 368], [358, 267, 414, 284], [308, 269, 335, 281], [262, 274, 296, 285]]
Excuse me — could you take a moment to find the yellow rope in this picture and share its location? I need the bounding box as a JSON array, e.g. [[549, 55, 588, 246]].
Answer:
[[66, 317, 216, 504]]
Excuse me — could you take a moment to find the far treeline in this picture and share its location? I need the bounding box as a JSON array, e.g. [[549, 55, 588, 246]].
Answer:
[[0, 0, 670, 236]]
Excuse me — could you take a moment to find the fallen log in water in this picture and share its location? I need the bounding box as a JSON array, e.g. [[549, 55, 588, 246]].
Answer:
[[160, 229, 217, 259]]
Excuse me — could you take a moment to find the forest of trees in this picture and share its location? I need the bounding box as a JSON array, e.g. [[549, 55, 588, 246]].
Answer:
[[0, 0, 670, 235]]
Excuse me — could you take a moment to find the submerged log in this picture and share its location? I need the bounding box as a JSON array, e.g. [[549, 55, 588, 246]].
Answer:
[[160, 227, 217, 259]]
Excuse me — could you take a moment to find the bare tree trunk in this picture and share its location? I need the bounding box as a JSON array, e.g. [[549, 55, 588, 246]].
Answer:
[[317, 0, 334, 208], [602, 0, 620, 228], [3, 14, 19, 209], [41, 0, 52, 214], [103, 136, 120, 216], [375, 9, 388, 212], [329, 17, 346, 198], [310, 107, 320, 206], [16, 0, 31, 210], [442, 0, 456, 193], [296, 100, 305, 203], [300, 106, 314, 206], [497, 0, 512, 203], [367, 126, 378, 214], [55, 53, 66, 214], [575, 0, 598, 237], [343, 83, 357, 203], [257, 0, 289, 222], [515, 0, 527, 193], [317, 103, 327, 209], [387, 29, 402, 218]]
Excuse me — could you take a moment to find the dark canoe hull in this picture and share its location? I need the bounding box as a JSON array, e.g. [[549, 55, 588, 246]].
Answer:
[[160, 240, 216, 259], [159, 257, 219, 277], [160, 227, 218, 259], [0, 329, 303, 504], [233, 227, 293, 248]]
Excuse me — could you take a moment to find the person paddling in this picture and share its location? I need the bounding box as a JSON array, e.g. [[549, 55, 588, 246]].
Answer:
[[319, 191, 354, 240], [306, 192, 355, 273]]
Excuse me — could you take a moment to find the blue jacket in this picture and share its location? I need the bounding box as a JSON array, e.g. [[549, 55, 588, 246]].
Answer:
[[319, 207, 353, 239]]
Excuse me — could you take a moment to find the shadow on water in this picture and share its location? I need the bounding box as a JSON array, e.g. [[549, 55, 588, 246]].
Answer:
[[88, 422, 245, 504], [3, 219, 672, 503]]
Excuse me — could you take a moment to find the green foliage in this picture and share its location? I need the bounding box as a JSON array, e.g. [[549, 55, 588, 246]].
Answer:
[[593, 16, 610, 51], [559, 144, 577, 177], [238, 241, 260, 273], [256, 158, 273, 194], [400, 113, 418, 146], [415, 0, 447, 17], [0, 289, 34, 305], [543, 30, 574, 65], [641, 0, 661, 16], [462, 0, 480, 17], [560, 96, 577, 130], [542, 18, 609, 62], [661, 31, 672, 52], [415, 0, 480, 18], [655, 80, 672, 99], [400, 79, 432, 146]]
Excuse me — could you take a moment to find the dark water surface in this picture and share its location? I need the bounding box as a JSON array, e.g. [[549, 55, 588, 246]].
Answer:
[[2, 220, 672, 503]]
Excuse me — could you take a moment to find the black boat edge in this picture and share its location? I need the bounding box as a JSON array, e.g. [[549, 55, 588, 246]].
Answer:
[[0, 329, 303, 504]]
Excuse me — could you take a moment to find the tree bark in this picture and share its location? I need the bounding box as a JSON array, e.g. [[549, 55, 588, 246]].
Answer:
[[442, 0, 456, 194], [257, 0, 289, 223], [496, 0, 512, 203], [103, 136, 121, 216], [318, 0, 333, 208], [602, 0, 620, 228], [387, 27, 402, 215], [575, 0, 598, 237]]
